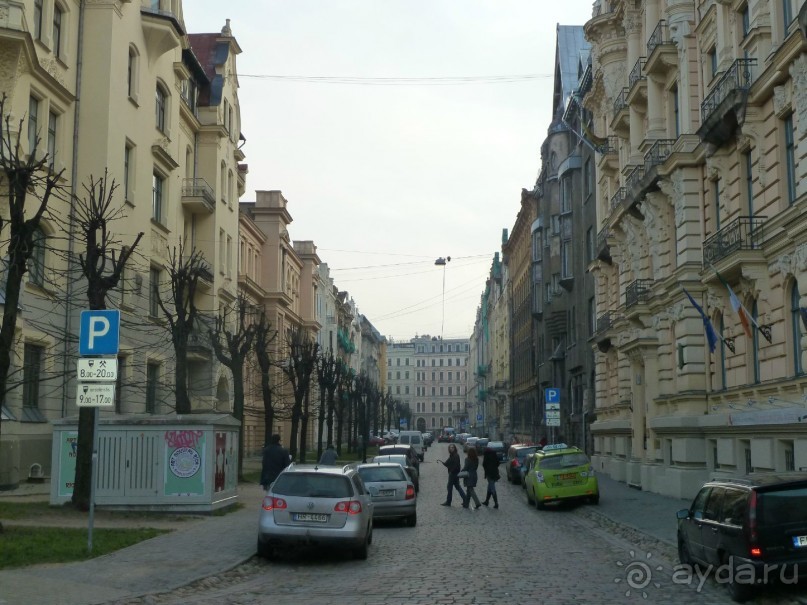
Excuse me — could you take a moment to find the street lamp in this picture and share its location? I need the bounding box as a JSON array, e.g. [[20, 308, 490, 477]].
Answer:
[[434, 256, 451, 339]]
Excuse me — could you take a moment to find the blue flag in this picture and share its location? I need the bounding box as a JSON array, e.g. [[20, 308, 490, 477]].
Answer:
[[683, 288, 718, 353]]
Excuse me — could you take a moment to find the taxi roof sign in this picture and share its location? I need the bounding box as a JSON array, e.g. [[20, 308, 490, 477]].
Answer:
[[542, 443, 570, 451]]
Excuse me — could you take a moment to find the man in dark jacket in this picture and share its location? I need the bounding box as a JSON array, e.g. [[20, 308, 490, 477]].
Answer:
[[260, 434, 290, 490], [439, 443, 466, 506]]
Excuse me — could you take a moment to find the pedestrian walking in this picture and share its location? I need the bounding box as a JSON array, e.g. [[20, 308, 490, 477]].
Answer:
[[319, 443, 338, 465], [482, 447, 500, 508], [260, 434, 290, 491], [439, 443, 466, 506], [461, 448, 482, 509]]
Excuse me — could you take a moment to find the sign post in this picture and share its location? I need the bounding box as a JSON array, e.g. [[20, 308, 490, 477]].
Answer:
[[545, 388, 561, 443], [78, 310, 120, 552]]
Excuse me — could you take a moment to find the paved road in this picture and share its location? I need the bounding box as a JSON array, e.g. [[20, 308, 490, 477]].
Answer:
[[114, 444, 739, 605]]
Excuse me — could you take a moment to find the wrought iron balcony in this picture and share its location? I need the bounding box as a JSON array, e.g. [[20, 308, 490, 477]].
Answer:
[[609, 187, 627, 211], [625, 165, 645, 193], [597, 227, 612, 263], [181, 178, 215, 214], [625, 279, 654, 308], [628, 58, 647, 91], [596, 311, 614, 333], [702, 216, 766, 266], [604, 136, 619, 154], [592, 0, 615, 17], [700, 58, 756, 124], [647, 20, 671, 55], [643, 139, 676, 171], [613, 88, 630, 116]]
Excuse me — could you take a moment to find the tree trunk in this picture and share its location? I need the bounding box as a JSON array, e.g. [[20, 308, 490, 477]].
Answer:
[[326, 387, 335, 446], [261, 371, 274, 447], [231, 364, 245, 480], [317, 386, 326, 460], [346, 394, 354, 453], [300, 388, 310, 463], [174, 335, 191, 414], [0, 260, 24, 446]]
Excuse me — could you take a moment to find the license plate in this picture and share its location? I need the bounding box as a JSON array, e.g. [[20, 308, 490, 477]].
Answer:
[[378, 490, 395, 497], [293, 513, 328, 523], [793, 535, 807, 547], [558, 473, 578, 480]]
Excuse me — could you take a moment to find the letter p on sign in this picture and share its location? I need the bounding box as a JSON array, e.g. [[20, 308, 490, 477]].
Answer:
[[79, 310, 121, 356]]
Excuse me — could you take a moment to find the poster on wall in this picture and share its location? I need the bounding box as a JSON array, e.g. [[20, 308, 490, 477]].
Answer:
[[58, 431, 79, 497], [164, 430, 205, 496], [214, 432, 226, 493], [226, 432, 238, 491]]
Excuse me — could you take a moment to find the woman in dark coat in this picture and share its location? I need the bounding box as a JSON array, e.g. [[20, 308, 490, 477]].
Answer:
[[482, 447, 501, 508], [440, 443, 466, 506], [461, 448, 482, 509]]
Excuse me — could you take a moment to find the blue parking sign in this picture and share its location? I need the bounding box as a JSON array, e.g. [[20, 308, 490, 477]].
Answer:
[[545, 388, 560, 404], [79, 310, 121, 356]]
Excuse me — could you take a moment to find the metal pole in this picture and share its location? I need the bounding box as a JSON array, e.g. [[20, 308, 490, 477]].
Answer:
[[441, 264, 446, 340], [88, 406, 99, 552]]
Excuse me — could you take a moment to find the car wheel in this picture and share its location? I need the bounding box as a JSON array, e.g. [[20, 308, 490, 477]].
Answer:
[[407, 512, 417, 527], [589, 494, 600, 505], [354, 530, 370, 560], [723, 554, 753, 602], [367, 524, 373, 545], [256, 538, 275, 560], [526, 484, 533, 504], [677, 535, 692, 566], [534, 491, 544, 510]]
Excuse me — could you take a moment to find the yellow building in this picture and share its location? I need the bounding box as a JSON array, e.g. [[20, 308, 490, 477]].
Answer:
[[586, 0, 807, 498], [0, 1, 244, 486]]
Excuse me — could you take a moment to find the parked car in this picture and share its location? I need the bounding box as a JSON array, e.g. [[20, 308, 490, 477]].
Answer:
[[485, 440, 507, 463], [356, 462, 417, 526], [397, 430, 425, 461], [676, 472, 807, 602], [422, 432, 434, 447], [506, 445, 538, 484], [474, 438, 490, 454], [371, 454, 419, 493], [257, 463, 373, 561], [367, 434, 385, 447], [463, 437, 479, 452], [524, 444, 599, 509], [378, 444, 420, 471]]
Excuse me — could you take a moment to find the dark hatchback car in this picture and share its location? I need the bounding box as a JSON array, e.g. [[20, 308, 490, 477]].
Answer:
[[676, 473, 807, 602], [378, 444, 420, 471], [506, 445, 539, 484]]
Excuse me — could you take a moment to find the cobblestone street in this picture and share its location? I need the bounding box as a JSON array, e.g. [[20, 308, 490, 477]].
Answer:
[[112, 444, 788, 605]]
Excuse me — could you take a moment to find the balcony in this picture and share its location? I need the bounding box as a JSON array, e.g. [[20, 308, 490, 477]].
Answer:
[[141, 4, 184, 62], [181, 178, 216, 214], [640, 138, 676, 194], [645, 21, 677, 75], [594, 311, 616, 352], [625, 279, 653, 308], [612, 87, 630, 133], [597, 227, 612, 263], [609, 187, 627, 212], [187, 315, 214, 362], [702, 216, 766, 267], [628, 58, 647, 91], [626, 58, 648, 107], [697, 58, 756, 147]]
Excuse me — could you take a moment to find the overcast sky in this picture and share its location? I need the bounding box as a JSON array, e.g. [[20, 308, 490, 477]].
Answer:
[[184, 1, 594, 342]]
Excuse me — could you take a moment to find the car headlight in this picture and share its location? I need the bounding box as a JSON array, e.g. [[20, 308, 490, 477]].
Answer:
[[535, 471, 545, 483]]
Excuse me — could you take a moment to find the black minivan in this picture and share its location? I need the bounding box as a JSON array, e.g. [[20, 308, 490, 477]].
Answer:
[[676, 473, 807, 602]]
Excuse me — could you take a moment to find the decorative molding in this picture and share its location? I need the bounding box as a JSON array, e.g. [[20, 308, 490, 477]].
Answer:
[[790, 54, 807, 138]]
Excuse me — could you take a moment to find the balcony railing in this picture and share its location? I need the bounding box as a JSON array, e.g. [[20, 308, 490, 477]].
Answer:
[[647, 20, 671, 55], [181, 178, 216, 213], [702, 216, 766, 266], [597, 311, 614, 333], [609, 187, 627, 211], [613, 87, 630, 116], [644, 139, 676, 170], [628, 58, 647, 90], [625, 279, 654, 308], [625, 165, 645, 193], [701, 58, 756, 123]]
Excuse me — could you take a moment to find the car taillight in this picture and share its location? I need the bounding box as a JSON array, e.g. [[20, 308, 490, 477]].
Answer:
[[334, 500, 363, 514], [750, 547, 762, 557], [262, 496, 287, 510], [511, 459, 518, 467], [405, 485, 416, 500], [748, 490, 758, 544]]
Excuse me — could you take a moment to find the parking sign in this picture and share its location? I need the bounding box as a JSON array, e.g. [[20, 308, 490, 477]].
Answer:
[[79, 310, 120, 356], [545, 388, 560, 404]]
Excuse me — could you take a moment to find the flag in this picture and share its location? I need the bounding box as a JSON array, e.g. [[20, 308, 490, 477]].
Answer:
[[683, 288, 718, 353], [712, 266, 773, 344]]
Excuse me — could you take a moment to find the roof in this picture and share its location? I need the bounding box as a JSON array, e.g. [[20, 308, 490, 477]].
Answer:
[[187, 33, 231, 106], [554, 25, 591, 115]]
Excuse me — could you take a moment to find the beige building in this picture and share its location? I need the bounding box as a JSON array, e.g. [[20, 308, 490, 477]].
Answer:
[[586, 0, 807, 498], [0, 1, 244, 487]]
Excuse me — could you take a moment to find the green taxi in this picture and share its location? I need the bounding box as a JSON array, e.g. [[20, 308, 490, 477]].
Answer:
[[524, 444, 599, 508]]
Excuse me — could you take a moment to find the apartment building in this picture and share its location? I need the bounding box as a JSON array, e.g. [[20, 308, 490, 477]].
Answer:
[[585, 0, 807, 498], [412, 336, 470, 433], [386, 341, 414, 426], [0, 1, 244, 487]]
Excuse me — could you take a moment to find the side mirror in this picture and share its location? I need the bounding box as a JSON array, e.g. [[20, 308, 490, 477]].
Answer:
[[676, 509, 690, 520]]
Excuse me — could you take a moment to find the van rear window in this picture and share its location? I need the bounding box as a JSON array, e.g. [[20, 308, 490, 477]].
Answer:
[[759, 487, 807, 525], [272, 473, 352, 498]]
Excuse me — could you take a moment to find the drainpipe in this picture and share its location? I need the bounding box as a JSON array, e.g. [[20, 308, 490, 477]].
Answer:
[[60, 0, 85, 417]]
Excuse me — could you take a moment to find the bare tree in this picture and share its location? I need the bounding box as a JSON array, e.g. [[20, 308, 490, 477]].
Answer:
[[70, 172, 142, 509], [281, 327, 318, 462], [314, 349, 341, 459], [0, 94, 64, 446], [155, 241, 206, 414], [253, 309, 279, 447], [209, 294, 257, 479]]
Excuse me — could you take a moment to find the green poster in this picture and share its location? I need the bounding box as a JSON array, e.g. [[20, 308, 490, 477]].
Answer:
[[164, 431, 205, 496], [58, 431, 79, 497]]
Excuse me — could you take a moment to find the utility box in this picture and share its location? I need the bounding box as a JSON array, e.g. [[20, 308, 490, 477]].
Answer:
[[50, 414, 239, 513]]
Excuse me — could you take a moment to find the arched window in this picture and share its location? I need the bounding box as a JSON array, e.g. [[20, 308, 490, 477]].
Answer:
[[28, 227, 46, 287], [127, 46, 139, 99], [155, 84, 168, 132], [792, 283, 804, 375]]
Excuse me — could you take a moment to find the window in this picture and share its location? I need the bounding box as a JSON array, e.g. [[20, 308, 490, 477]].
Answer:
[[708, 47, 718, 80], [741, 4, 750, 39], [784, 115, 796, 204], [47, 111, 57, 166], [28, 227, 46, 287], [124, 144, 133, 202], [744, 151, 754, 217], [583, 158, 591, 198], [588, 296, 595, 335], [561, 241, 571, 279], [152, 172, 164, 221], [22, 344, 44, 414], [560, 177, 571, 213], [155, 86, 166, 132], [149, 267, 160, 317], [34, 0, 43, 40], [146, 362, 159, 413], [783, 0, 794, 31], [128, 48, 137, 99], [53, 5, 63, 58], [792, 284, 804, 376], [28, 96, 39, 154], [672, 85, 680, 137], [586, 227, 594, 262]]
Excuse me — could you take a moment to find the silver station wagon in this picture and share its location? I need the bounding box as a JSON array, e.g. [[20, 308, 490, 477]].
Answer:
[[356, 462, 417, 526], [257, 463, 374, 561]]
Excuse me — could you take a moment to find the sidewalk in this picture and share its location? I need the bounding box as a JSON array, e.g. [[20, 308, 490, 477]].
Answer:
[[0, 468, 690, 605]]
